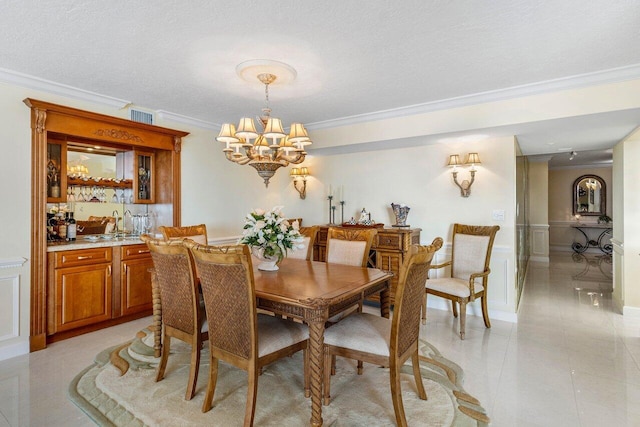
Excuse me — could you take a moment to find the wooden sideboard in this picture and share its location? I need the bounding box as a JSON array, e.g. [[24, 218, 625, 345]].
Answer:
[[313, 225, 421, 304]]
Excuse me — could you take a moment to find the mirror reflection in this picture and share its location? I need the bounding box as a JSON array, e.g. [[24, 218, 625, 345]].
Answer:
[[47, 142, 154, 237], [573, 174, 606, 216]]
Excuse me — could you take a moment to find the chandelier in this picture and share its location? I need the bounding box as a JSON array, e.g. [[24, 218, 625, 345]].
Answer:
[[216, 61, 311, 187]]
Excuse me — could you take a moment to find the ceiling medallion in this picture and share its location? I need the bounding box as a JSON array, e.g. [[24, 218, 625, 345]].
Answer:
[[216, 60, 311, 187]]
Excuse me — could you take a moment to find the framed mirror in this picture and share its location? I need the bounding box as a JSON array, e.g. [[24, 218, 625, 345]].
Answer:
[[573, 174, 606, 216]]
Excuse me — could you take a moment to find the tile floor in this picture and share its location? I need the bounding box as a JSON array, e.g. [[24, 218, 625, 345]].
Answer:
[[0, 251, 638, 426]]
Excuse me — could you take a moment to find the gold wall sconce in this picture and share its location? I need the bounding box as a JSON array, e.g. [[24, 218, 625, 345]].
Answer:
[[447, 153, 481, 197], [290, 167, 309, 199]]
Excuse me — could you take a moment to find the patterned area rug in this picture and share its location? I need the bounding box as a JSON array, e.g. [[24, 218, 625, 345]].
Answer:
[[69, 328, 489, 426]]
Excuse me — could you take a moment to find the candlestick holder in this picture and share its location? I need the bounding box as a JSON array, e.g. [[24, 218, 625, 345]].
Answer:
[[327, 195, 334, 224], [340, 201, 345, 224], [331, 205, 337, 225]]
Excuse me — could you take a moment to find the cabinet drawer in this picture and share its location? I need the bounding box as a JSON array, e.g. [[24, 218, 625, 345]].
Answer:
[[122, 244, 151, 260], [55, 247, 112, 268], [375, 233, 402, 250]]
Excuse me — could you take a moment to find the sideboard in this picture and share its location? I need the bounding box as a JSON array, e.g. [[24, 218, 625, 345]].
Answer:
[[313, 225, 421, 304]]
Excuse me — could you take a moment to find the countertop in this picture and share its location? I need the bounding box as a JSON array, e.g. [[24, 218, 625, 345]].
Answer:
[[47, 235, 145, 252]]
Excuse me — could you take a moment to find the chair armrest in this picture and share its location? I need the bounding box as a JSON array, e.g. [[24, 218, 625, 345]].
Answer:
[[428, 260, 451, 270], [468, 268, 491, 300]]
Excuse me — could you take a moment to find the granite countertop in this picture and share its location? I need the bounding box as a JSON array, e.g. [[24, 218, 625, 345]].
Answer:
[[47, 235, 145, 252]]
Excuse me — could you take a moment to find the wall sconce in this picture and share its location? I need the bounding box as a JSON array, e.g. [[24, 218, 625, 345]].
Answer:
[[448, 153, 481, 197], [290, 167, 309, 199]]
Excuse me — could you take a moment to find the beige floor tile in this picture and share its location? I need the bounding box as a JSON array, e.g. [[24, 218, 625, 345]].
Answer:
[[1, 251, 636, 427]]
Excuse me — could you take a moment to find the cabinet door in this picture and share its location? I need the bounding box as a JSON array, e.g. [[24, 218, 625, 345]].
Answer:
[[134, 151, 155, 203], [53, 263, 112, 333], [46, 139, 67, 203], [121, 256, 154, 316]]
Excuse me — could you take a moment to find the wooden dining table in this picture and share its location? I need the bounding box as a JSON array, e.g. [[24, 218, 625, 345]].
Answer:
[[152, 257, 393, 427]]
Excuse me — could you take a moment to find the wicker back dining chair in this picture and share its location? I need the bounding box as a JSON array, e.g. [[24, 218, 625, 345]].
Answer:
[[159, 224, 208, 244], [322, 238, 443, 427], [140, 235, 208, 401], [184, 241, 309, 424], [287, 226, 319, 261], [423, 224, 500, 339]]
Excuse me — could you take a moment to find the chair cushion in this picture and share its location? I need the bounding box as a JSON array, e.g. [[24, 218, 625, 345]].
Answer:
[[324, 313, 390, 357], [287, 236, 310, 260], [257, 314, 309, 357], [327, 239, 367, 266], [452, 234, 489, 280], [426, 277, 485, 298]]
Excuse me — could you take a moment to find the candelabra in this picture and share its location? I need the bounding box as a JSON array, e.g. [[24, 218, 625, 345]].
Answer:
[[327, 195, 334, 224]]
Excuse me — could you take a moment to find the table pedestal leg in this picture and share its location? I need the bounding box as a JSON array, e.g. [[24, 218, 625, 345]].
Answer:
[[306, 307, 327, 427]]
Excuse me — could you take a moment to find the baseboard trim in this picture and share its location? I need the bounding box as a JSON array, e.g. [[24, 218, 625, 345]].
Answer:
[[0, 339, 29, 362], [529, 256, 550, 263], [426, 299, 517, 323], [623, 305, 640, 317]]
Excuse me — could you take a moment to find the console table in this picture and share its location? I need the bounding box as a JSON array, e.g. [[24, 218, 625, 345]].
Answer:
[[313, 225, 421, 304], [571, 223, 612, 255]]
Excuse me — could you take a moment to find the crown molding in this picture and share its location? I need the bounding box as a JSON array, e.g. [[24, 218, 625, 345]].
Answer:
[[156, 110, 219, 130], [0, 67, 130, 109], [3, 63, 640, 133], [305, 63, 640, 131]]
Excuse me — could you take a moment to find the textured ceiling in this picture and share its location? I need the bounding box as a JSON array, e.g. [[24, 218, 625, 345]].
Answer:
[[2, 0, 640, 160]]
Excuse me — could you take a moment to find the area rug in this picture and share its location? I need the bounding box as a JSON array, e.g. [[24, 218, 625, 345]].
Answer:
[[69, 328, 489, 426]]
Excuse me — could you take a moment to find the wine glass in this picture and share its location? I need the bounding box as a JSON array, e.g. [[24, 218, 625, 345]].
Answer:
[[111, 188, 118, 203]]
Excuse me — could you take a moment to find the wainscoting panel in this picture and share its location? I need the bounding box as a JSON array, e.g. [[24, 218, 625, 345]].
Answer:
[[530, 224, 549, 263], [0, 275, 19, 342]]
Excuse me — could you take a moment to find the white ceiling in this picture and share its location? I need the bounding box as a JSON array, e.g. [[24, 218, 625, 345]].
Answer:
[[2, 1, 640, 163]]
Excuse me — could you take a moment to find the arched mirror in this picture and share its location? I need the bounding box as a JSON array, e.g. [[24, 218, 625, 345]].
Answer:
[[573, 174, 606, 216]]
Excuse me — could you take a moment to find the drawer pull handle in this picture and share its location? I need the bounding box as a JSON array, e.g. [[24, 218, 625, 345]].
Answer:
[[137, 249, 150, 254], [77, 256, 92, 260]]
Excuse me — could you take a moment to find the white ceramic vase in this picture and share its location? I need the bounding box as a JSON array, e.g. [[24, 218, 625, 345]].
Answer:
[[251, 247, 281, 271]]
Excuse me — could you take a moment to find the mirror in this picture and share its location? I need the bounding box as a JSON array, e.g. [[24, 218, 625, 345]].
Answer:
[[47, 141, 154, 236], [573, 174, 606, 216]]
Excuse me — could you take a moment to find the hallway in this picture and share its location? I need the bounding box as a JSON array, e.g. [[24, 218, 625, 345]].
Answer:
[[424, 251, 639, 426]]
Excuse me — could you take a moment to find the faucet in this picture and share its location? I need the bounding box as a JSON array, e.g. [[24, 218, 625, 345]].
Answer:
[[112, 210, 120, 238]]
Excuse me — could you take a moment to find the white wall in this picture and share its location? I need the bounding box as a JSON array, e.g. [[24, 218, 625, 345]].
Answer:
[[528, 160, 549, 262], [0, 79, 523, 360], [613, 127, 640, 315]]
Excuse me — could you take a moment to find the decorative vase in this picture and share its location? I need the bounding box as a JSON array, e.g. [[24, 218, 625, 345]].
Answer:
[[391, 203, 410, 227], [251, 247, 282, 271]]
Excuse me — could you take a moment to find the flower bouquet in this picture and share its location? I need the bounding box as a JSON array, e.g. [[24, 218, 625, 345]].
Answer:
[[239, 206, 303, 271]]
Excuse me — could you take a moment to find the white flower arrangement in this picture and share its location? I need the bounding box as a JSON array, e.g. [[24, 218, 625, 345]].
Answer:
[[239, 206, 303, 262]]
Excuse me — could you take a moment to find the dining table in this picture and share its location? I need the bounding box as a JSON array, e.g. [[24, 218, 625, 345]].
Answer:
[[151, 257, 393, 427]]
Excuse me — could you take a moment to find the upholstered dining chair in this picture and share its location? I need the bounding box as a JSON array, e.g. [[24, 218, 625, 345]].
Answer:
[[322, 238, 443, 427], [325, 227, 379, 373], [287, 225, 319, 261], [140, 235, 208, 401], [326, 227, 377, 267], [184, 241, 309, 424], [423, 224, 500, 339], [159, 224, 208, 245]]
